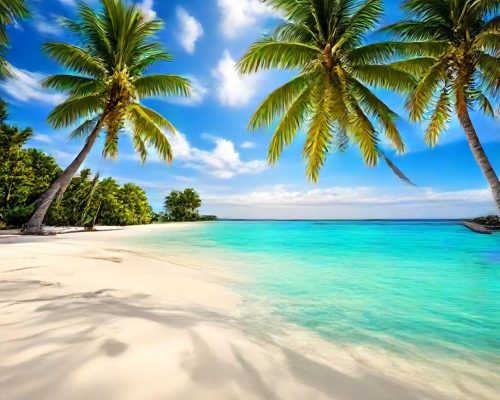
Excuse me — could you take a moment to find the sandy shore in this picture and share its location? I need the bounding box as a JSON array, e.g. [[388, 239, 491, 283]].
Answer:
[[0, 225, 496, 400]]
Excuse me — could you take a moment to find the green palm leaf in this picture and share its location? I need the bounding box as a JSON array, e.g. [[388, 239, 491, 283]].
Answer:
[[134, 74, 191, 98], [350, 64, 416, 93], [425, 85, 451, 146], [43, 42, 107, 77], [238, 38, 320, 74], [129, 105, 173, 164], [249, 72, 313, 131], [47, 95, 103, 128]]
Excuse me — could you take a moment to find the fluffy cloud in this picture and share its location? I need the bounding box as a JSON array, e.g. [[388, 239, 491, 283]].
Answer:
[[138, 0, 156, 20], [241, 141, 256, 149], [211, 50, 259, 107], [217, 0, 277, 38], [33, 134, 53, 144], [170, 133, 267, 179], [0, 66, 65, 105], [205, 187, 493, 207], [132, 132, 267, 179], [33, 15, 63, 36], [57, 0, 77, 6], [176, 7, 203, 54]]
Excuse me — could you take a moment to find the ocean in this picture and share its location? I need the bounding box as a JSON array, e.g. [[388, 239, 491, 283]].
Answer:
[[134, 220, 499, 383]]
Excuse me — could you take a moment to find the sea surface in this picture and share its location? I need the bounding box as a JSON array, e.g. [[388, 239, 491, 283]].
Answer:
[[135, 220, 500, 378]]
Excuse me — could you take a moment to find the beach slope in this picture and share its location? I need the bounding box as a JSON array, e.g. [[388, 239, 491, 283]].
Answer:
[[0, 225, 490, 400]]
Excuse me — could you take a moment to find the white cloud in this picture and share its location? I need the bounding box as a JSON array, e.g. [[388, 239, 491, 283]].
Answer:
[[33, 134, 53, 144], [167, 76, 207, 106], [0, 66, 65, 105], [241, 141, 256, 149], [217, 0, 277, 38], [129, 131, 267, 179], [57, 0, 77, 6], [138, 0, 156, 21], [33, 15, 63, 36], [176, 7, 203, 54], [205, 187, 493, 207], [211, 50, 259, 107], [202, 186, 497, 219], [170, 132, 267, 179]]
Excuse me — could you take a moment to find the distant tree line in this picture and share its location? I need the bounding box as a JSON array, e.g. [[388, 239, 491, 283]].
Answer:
[[162, 188, 217, 222], [0, 102, 153, 229]]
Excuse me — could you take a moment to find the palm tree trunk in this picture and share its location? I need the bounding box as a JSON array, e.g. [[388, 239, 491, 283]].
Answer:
[[23, 119, 104, 235], [456, 91, 500, 213]]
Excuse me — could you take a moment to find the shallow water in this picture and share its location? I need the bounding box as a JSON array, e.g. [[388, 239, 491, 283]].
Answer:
[[135, 221, 500, 372]]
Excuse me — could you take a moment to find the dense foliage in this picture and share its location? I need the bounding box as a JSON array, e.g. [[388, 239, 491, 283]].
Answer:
[[48, 171, 153, 228], [163, 189, 216, 221], [0, 102, 154, 228], [0, 101, 61, 227]]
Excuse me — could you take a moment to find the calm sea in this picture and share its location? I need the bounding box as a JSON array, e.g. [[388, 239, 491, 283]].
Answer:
[[135, 220, 500, 369]]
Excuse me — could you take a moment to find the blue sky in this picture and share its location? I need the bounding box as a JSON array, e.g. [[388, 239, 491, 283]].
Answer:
[[1, 0, 498, 218]]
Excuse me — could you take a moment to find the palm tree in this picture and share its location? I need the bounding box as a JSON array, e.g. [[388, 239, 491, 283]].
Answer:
[[237, 0, 417, 183], [0, 0, 29, 78], [382, 0, 499, 210], [24, 0, 190, 234]]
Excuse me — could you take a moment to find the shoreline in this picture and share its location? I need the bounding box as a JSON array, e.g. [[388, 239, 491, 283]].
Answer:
[[1, 224, 497, 400]]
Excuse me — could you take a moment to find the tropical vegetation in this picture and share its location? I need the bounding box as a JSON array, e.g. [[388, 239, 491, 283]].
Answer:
[[0, 104, 154, 229], [0, 100, 61, 227], [237, 0, 417, 183], [0, 0, 29, 78], [24, 0, 191, 234], [381, 0, 499, 210], [48, 171, 153, 228], [163, 189, 216, 221]]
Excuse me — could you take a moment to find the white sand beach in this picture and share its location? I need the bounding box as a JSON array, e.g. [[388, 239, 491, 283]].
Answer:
[[0, 225, 497, 400]]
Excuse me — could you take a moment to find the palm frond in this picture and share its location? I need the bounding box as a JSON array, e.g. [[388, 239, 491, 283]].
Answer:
[[388, 57, 437, 76], [425, 85, 451, 146], [47, 95, 103, 128], [43, 42, 107, 77], [406, 60, 446, 121], [382, 21, 449, 41], [249, 72, 313, 131], [237, 38, 320, 74], [473, 32, 500, 54], [344, 0, 383, 42], [379, 151, 416, 186], [42, 74, 104, 97], [130, 104, 177, 134], [477, 53, 500, 97], [69, 116, 101, 139], [129, 104, 174, 163], [476, 93, 496, 117], [268, 84, 314, 164], [134, 74, 191, 98], [303, 99, 333, 182], [351, 79, 405, 153], [350, 64, 417, 93]]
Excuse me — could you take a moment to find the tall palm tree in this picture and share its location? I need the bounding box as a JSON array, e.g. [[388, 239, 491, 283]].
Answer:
[[0, 0, 29, 78], [382, 0, 499, 210], [24, 0, 190, 234], [237, 0, 417, 183]]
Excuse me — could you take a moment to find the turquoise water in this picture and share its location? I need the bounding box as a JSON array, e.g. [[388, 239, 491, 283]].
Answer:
[[137, 221, 500, 365]]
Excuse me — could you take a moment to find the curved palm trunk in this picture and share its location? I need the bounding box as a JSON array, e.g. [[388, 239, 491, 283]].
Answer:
[[456, 92, 500, 213], [23, 119, 104, 235]]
